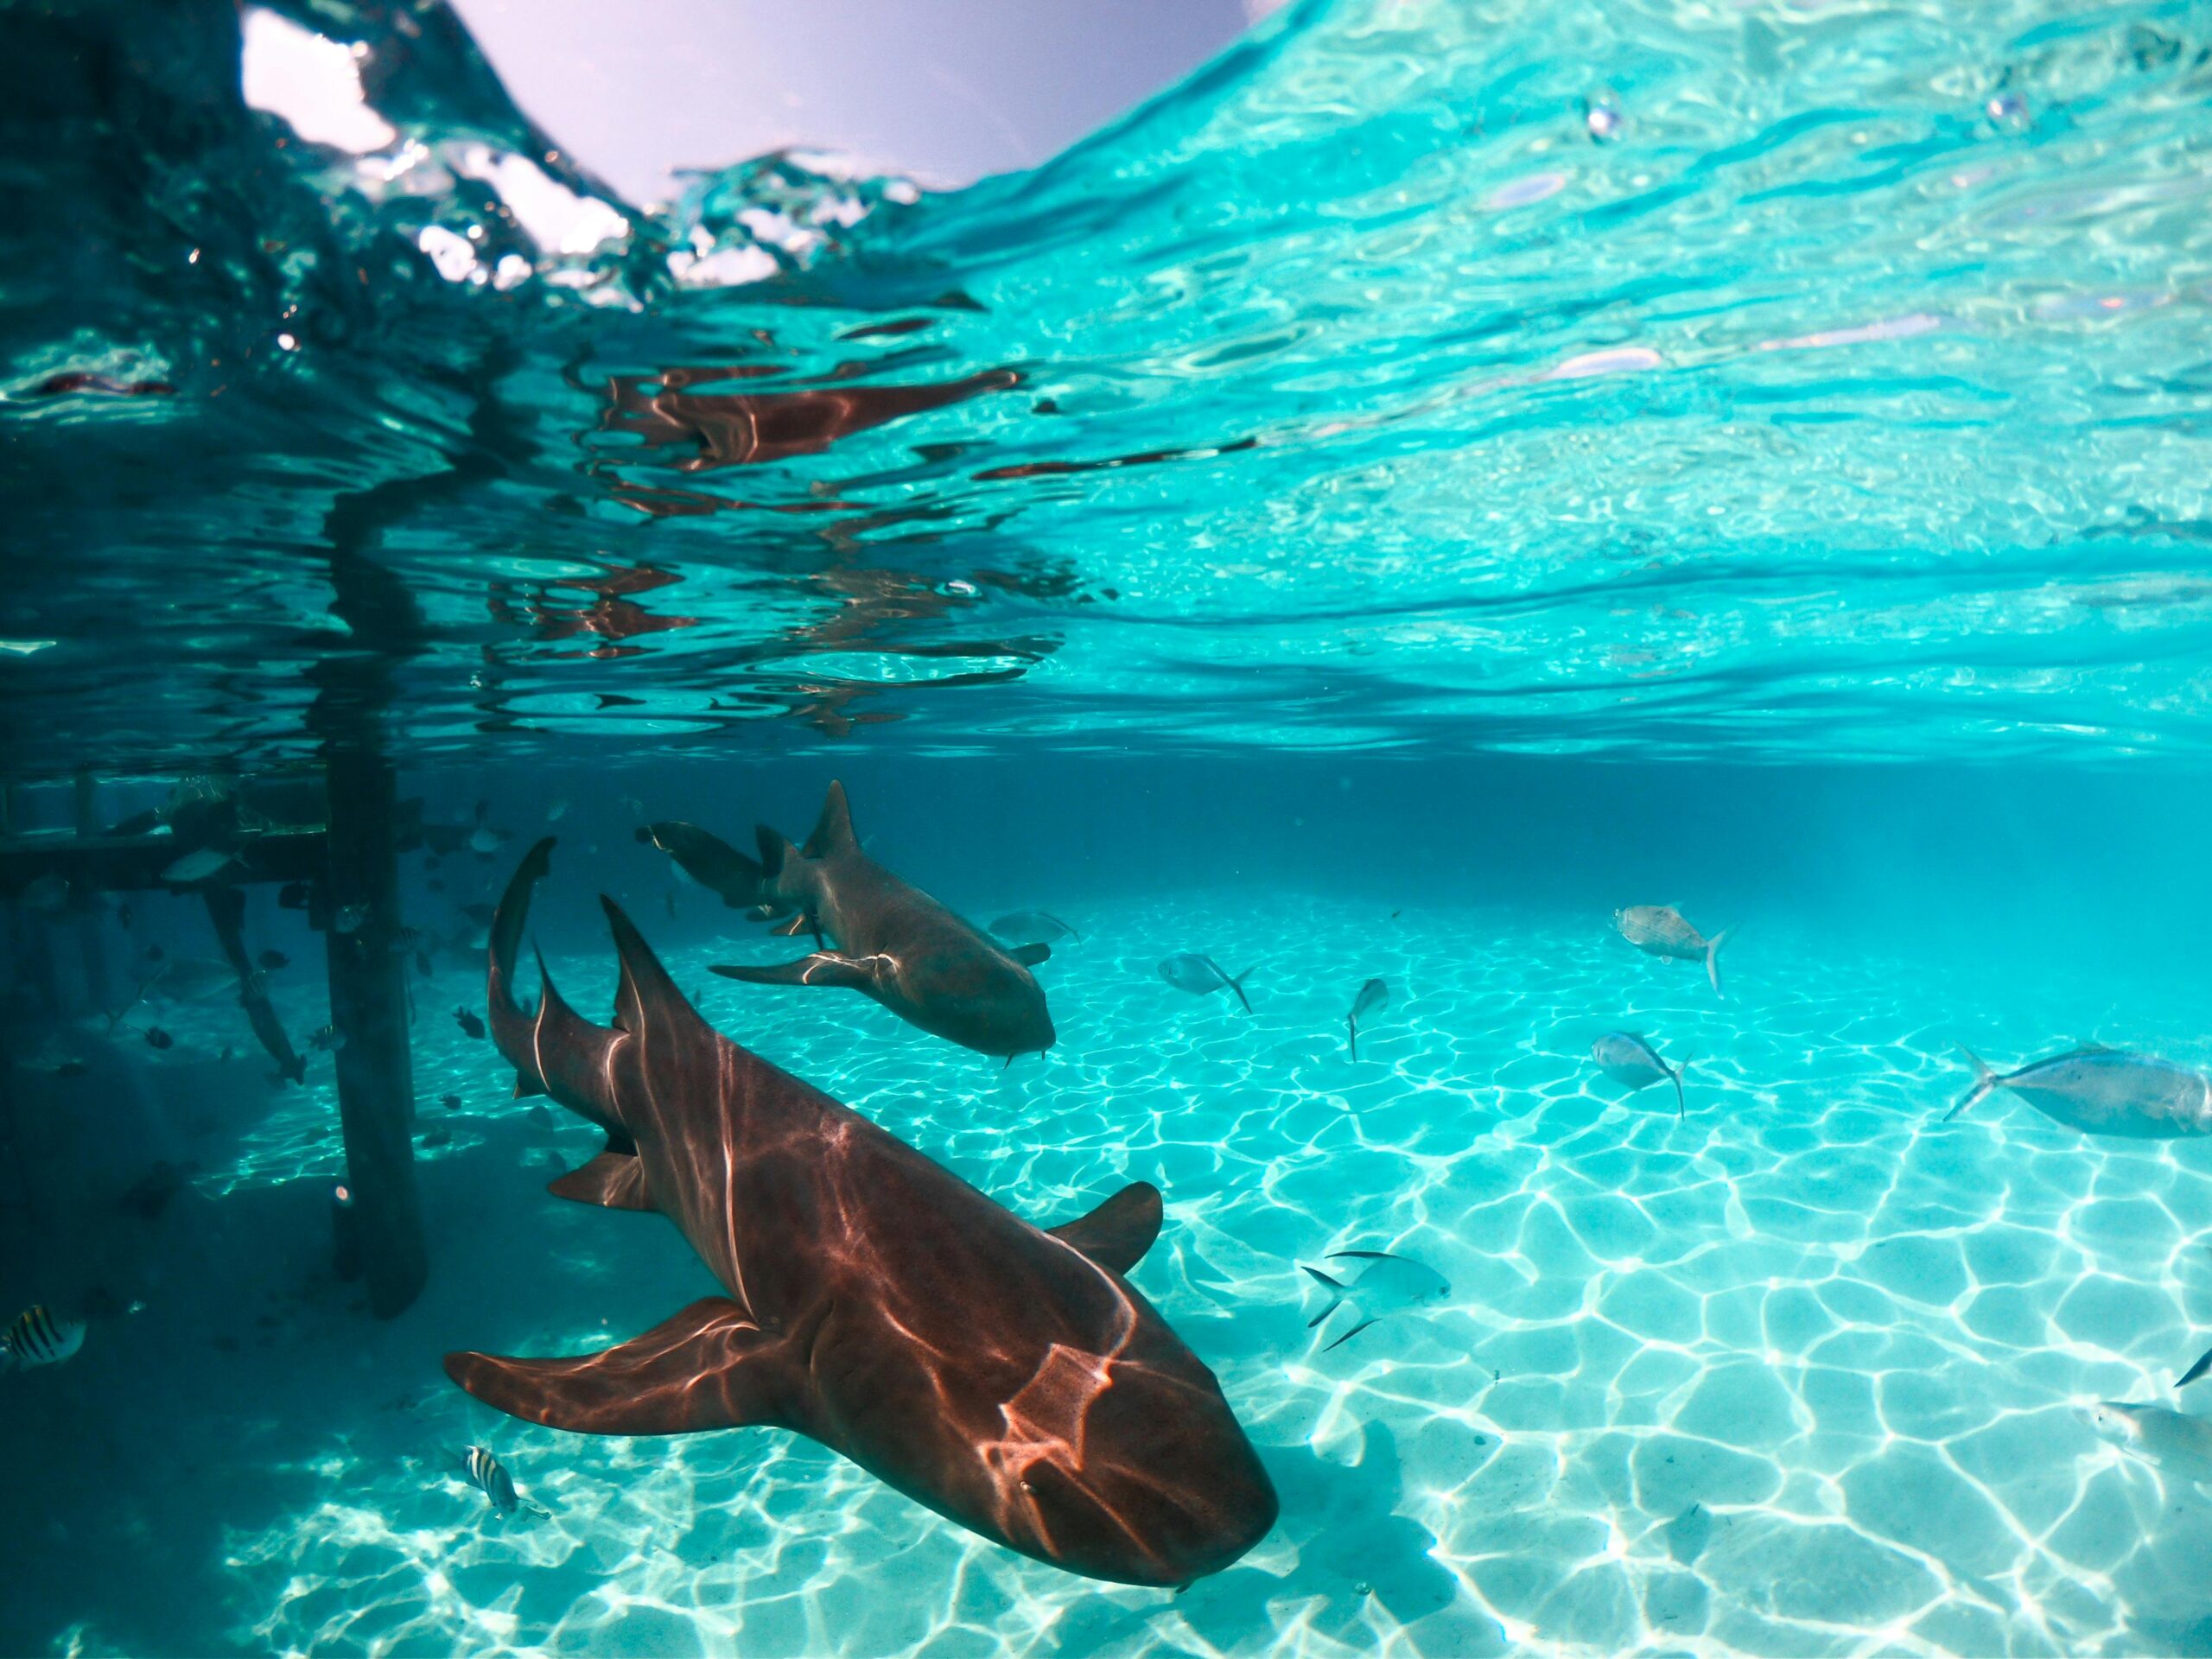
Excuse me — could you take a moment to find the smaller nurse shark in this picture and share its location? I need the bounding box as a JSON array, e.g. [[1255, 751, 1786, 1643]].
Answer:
[[448, 841, 1276, 1586], [640, 782, 1053, 1058]]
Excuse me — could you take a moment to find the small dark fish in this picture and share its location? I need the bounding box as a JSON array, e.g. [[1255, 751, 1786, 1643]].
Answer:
[[415, 949, 432, 979], [143, 944, 166, 963], [308, 1024, 346, 1052], [453, 1444, 549, 1517], [1346, 977, 1389, 1060], [257, 950, 289, 971], [1158, 953, 1255, 1013], [391, 926, 423, 953], [276, 881, 309, 912], [220, 1046, 234, 1063], [439, 1094, 461, 1111], [143, 1027, 174, 1051], [454, 1007, 486, 1040], [422, 1128, 451, 1148]]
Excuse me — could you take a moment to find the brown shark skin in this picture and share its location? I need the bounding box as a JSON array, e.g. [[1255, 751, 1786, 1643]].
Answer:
[[711, 783, 1056, 1058], [453, 841, 1276, 1586]]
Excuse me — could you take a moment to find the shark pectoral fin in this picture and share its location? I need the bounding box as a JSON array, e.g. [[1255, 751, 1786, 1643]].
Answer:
[[1048, 1181, 1164, 1275], [711, 954, 875, 990], [1008, 942, 1052, 968], [444, 1298, 786, 1436], [547, 1148, 654, 1212]]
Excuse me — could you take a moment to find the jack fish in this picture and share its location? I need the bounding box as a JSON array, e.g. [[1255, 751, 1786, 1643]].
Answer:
[[1613, 906, 1732, 997], [1946, 1045, 2212, 1137]]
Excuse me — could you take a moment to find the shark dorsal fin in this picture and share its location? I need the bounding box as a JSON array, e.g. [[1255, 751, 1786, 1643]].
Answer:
[[1047, 1182, 1163, 1276], [601, 895, 702, 1038], [804, 781, 858, 860]]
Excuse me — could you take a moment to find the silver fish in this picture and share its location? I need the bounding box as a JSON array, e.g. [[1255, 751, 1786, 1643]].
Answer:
[[1345, 977, 1389, 1060], [1613, 906, 1732, 996], [160, 849, 234, 885], [2082, 1401, 2212, 1484], [990, 911, 1080, 946], [1158, 953, 1254, 1012], [2, 1305, 86, 1371], [1946, 1045, 2212, 1137], [452, 1444, 550, 1517], [1592, 1031, 1688, 1118], [1299, 1250, 1451, 1351]]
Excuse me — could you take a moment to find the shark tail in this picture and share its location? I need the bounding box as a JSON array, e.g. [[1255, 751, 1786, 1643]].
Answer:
[[752, 823, 817, 918], [1227, 965, 1255, 1014], [1669, 1054, 1688, 1120], [639, 822, 780, 916], [1347, 1017, 1358, 1061], [1944, 1045, 1999, 1122], [1300, 1264, 1348, 1328], [1705, 927, 1733, 998]]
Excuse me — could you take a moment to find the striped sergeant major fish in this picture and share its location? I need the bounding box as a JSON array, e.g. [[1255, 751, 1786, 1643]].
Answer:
[[2, 1305, 86, 1371], [452, 1445, 550, 1518]]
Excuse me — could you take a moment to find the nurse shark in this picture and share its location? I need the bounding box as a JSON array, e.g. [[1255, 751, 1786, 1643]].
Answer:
[[446, 840, 1276, 1586], [640, 782, 1054, 1058]]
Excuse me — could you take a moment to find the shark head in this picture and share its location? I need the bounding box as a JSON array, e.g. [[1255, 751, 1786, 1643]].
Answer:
[[987, 1344, 1278, 1586]]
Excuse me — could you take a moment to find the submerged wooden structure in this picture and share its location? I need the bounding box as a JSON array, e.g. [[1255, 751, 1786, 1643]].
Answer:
[[0, 766, 429, 1318]]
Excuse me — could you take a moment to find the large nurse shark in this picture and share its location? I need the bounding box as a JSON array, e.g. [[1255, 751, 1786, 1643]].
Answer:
[[446, 840, 1276, 1586], [640, 781, 1055, 1058]]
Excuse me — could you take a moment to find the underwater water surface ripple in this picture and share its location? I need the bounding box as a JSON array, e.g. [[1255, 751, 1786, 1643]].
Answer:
[[8, 0, 2212, 768]]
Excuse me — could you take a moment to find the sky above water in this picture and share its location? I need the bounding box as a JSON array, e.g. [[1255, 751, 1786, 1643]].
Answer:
[[446, 0, 1259, 199]]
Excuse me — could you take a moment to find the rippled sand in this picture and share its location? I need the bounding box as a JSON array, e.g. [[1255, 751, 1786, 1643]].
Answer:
[[11, 895, 2212, 1657]]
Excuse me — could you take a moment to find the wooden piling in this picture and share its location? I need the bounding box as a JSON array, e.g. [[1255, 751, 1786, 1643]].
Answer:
[[321, 749, 426, 1317]]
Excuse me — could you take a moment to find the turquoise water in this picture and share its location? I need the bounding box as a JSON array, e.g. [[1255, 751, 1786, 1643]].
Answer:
[[9, 0, 2212, 1654]]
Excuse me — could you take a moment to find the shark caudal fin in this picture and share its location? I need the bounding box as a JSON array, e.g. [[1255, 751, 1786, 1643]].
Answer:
[[1944, 1045, 2000, 1122], [804, 781, 859, 860], [752, 824, 817, 917], [1347, 1017, 1359, 1061], [1047, 1182, 1164, 1276], [1705, 927, 1734, 998], [488, 839, 556, 1081], [637, 823, 775, 915]]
